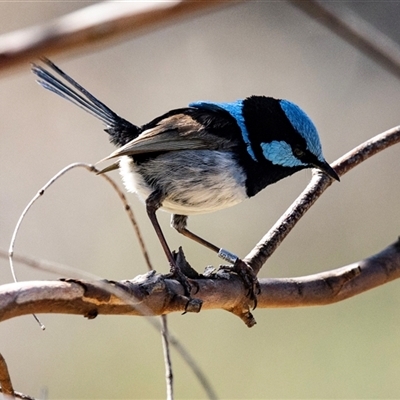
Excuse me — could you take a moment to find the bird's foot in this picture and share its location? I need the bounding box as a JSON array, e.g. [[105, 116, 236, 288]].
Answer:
[[166, 265, 192, 297], [164, 247, 200, 297], [218, 257, 260, 309], [233, 259, 260, 307]]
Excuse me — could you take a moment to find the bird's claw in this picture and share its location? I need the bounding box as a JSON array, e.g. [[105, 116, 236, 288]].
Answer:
[[166, 265, 193, 297], [167, 247, 200, 295], [219, 259, 260, 309]]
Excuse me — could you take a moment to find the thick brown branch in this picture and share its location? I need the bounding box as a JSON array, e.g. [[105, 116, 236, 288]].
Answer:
[[1, 239, 399, 326]]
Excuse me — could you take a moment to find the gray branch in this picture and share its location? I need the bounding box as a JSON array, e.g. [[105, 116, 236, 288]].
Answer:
[[1, 238, 399, 328]]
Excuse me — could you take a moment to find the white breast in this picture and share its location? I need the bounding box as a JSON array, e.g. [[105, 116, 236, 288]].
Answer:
[[119, 150, 248, 215]]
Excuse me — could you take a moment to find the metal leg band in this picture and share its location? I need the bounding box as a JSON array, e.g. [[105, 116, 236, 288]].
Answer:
[[218, 248, 238, 265]]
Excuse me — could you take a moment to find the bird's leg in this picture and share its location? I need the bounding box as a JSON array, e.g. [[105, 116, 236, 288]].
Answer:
[[171, 214, 260, 306], [172, 214, 241, 263], [171, 215, 220, 254], [146, 192, 191, 296]]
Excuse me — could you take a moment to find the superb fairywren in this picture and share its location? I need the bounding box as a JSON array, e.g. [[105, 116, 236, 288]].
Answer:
[[32, 59, 339, 301]]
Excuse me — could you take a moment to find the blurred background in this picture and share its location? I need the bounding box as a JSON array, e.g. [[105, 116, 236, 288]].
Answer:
[[0, 1, 399, 398]]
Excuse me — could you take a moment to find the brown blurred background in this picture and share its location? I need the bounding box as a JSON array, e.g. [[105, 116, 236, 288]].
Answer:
[[0, 2, 399, 398]]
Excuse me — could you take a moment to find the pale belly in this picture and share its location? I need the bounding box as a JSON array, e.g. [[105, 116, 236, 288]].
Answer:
[[119, 150, 248, 215]]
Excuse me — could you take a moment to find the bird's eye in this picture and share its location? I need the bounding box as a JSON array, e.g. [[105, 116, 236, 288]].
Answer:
[[293, 147, 305, 158]]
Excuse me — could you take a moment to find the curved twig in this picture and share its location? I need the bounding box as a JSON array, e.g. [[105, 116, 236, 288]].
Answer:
[[8, 163, 96, 284]]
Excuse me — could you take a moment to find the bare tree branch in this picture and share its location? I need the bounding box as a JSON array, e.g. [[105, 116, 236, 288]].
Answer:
[[0, 1, 231, 74], [1, 238, 399, 328]]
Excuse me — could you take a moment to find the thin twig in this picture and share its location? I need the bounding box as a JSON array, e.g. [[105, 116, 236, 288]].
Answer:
[[8, 161, 151, 277], [161, 315, 174, 400], [246, 125, 400, 275], [166, 334, 218, 400], [8, 162, 96, 283], [7, 163, 94, 330], [334, 125, 400, 175]]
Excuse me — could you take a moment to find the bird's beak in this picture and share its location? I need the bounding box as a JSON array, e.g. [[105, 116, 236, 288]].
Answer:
[[314, 160, 340, 182]]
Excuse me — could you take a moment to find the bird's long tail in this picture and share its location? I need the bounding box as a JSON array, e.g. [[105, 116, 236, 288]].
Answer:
[[31, 58, 140, 147]]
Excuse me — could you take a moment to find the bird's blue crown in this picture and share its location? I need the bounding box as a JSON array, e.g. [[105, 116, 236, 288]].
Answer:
[[279, 100, 322, 159]]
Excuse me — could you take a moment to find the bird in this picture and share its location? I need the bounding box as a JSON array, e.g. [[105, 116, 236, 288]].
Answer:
[[32, 58, 340, 303]]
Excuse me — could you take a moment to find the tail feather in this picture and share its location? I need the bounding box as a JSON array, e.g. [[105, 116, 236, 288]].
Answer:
[[31, 58, 140, 147]]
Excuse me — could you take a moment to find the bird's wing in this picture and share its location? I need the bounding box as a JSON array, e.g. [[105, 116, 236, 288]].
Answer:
[[99, 111, 236, 161]]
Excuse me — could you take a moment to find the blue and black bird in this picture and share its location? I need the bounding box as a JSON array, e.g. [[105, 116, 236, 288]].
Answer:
[[32, 59, 339, 301]]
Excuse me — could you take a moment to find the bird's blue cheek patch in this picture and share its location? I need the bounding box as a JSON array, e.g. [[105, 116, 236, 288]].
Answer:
[[261, 141, 306, 168]]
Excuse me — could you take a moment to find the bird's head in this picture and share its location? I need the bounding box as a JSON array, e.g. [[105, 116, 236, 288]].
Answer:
[[242, 96, 340, 182]]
